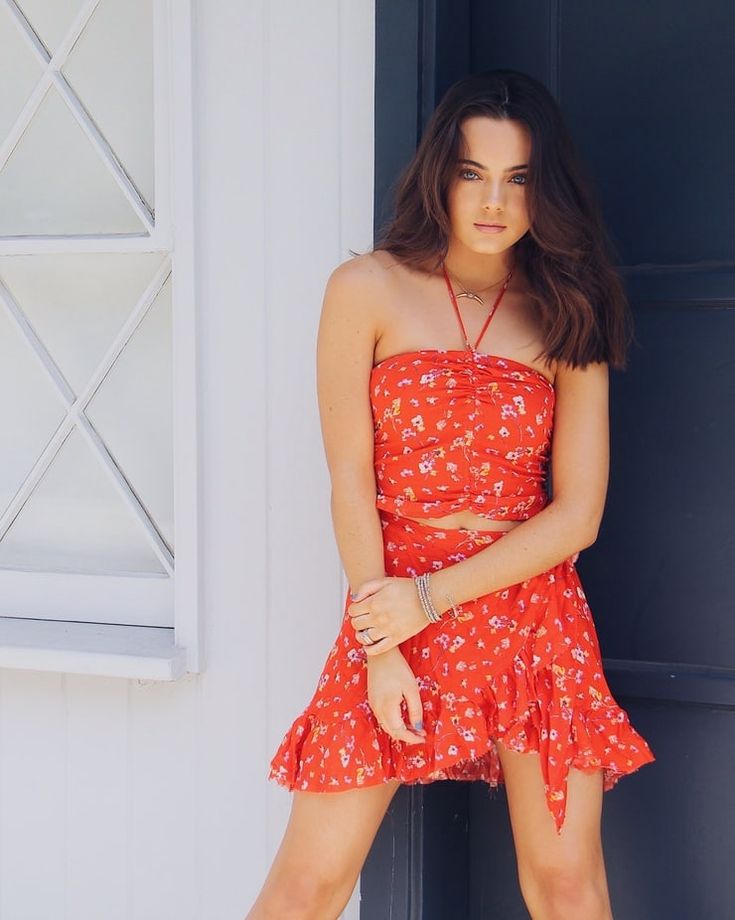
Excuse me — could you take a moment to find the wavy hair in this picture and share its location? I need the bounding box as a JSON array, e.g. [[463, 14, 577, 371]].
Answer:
[[370, 69, 633, 370]]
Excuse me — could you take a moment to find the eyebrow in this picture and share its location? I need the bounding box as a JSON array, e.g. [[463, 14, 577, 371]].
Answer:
[[457, 158, 528, 171]]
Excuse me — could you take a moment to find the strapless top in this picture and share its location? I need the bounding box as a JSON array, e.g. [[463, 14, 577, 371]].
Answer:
[[370, 348, 555, 522]]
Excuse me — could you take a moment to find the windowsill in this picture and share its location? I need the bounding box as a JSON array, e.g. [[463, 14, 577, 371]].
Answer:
[[0, 617, 189, 680]]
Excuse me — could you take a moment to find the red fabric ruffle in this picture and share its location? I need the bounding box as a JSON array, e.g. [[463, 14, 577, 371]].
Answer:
[[268, 513, 655, 835]]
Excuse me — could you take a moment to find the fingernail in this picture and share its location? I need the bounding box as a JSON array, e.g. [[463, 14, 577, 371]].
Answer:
[[414, 720, 423, 731], [350, 592, 357, 600]]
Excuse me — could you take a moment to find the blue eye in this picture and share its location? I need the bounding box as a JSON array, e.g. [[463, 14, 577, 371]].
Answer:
[[458, 168, 528, 185]]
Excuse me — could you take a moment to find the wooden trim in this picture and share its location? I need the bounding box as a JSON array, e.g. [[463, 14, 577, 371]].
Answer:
[[604, 658, 735, 709]]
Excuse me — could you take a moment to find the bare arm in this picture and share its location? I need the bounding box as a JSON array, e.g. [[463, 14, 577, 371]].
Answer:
[[317, 255, 427, 743], [428, 358, 610, 612], [316, 256, 387, 594]]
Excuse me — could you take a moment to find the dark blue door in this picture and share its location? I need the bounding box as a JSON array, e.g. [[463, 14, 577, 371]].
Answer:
[[364, 2, 735, 918]]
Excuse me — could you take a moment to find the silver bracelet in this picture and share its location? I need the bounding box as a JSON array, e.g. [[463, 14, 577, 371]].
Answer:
[[413, 572, 462, 623], [443, 592, 461, 619], [413, 572, 444, 623]]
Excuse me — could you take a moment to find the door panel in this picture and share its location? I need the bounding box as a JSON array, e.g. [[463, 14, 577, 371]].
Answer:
[[369, 2, 734, 917]]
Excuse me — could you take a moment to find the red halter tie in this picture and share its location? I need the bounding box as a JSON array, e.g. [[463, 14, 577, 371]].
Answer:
[[441, 263, 513, 352]]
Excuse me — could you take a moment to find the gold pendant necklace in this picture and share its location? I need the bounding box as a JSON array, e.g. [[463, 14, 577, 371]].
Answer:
[[441, 261, 513, 305]]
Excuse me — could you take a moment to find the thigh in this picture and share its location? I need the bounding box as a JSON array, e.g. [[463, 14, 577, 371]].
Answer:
[[494, 739, 604, 870], [263, 779, 402, 893]]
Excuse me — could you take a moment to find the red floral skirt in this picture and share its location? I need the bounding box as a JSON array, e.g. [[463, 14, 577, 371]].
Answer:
[[268, 510, 656, 834]]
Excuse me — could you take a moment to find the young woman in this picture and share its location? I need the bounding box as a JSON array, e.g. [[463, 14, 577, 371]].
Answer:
[[251, 69, 655, 920]]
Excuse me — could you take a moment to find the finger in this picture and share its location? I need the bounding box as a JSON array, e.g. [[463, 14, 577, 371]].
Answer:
[[379, 720, 424, 745], [364, 637, 396, 656], [350, 580, 382, 603], [354, 624, 381, 643], [356, 630, 381, 646], [405, 692, 427, 736], [349, 606, 382, 625], [379, 706, 424, 746]]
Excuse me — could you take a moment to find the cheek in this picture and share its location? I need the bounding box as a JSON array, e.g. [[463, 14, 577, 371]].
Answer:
[[447, 185, 474, 221], [505, 192, 529, 229]]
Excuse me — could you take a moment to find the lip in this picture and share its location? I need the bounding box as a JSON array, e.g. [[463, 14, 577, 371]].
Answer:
[[474, 222, 507, 232]]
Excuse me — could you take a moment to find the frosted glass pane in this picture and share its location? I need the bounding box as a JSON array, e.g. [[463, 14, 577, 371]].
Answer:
[[86, 275, 173, 548], [0, 253, 167, 393], [0, 291, 66, 516], [0, 428, 166, 575], [0, 9, 44, 141], [0, 86, 145, 235], [63, 0, 154, 207], [14, 0, 86, 54]]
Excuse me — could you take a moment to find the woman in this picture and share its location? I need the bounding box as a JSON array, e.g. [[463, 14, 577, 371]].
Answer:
[[251, 69, 655, 920]]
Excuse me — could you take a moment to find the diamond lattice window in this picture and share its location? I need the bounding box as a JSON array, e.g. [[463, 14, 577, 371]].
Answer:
[[0, 0, 190, 644]]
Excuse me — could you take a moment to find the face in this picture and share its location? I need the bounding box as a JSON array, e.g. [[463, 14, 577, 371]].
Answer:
[[445, 116, 532, 256]]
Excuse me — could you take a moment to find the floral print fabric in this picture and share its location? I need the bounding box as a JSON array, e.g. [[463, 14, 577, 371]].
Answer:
[[371, 348, 555, 522], [268, 351, 656, 834]]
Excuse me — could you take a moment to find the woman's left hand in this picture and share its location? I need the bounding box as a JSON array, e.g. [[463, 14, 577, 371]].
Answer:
[[348, 576, 436, 656]]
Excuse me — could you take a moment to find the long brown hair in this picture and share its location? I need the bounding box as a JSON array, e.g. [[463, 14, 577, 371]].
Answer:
[[370, 69, 633, 370]]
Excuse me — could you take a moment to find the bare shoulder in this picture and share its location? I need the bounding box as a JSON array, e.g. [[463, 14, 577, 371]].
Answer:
[[325, 250, 398, 305], [320, 250, 400, 355]]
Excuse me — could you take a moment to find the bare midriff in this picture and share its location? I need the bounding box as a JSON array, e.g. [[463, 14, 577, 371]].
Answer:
[[400, 510, 524, 532]]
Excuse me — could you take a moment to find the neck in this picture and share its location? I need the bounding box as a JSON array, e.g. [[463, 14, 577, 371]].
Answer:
[[442, 239, 514, 291]]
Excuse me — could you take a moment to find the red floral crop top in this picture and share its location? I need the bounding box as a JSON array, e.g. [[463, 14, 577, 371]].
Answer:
[[369, 264, 556, 523]]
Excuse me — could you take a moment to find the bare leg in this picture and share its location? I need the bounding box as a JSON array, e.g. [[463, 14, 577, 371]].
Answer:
[[494, 740, 614, 920], [245, 778, 402, 920]]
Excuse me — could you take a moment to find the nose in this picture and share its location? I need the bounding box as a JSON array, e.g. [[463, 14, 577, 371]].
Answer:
[[482, 181, 505, 210]]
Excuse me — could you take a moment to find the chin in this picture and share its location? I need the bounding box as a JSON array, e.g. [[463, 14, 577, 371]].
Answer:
[[466, 237, 516, 253]]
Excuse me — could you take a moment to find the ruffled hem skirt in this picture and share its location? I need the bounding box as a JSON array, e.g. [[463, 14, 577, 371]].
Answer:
[[268, 510, 656, 835]]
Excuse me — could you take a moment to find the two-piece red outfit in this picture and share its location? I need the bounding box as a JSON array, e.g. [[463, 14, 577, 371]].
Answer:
[[268, 266, 655, 835]]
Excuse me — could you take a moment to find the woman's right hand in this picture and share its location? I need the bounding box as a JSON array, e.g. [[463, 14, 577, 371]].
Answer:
[[367, 647, 427, 745]]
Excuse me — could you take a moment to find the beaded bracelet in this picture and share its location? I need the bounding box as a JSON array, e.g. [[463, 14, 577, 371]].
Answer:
[[413, 572, 461, 623]]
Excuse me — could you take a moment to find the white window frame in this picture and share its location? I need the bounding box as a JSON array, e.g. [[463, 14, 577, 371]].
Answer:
[[0, 0, 200, 680]]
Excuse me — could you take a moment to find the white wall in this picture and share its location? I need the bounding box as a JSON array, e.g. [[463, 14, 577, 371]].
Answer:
[[0, 1, 375, 917]]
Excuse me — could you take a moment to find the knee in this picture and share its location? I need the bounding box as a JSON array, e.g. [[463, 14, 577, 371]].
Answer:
[[518, 854, 607, 920], [257, 867, 354, 920]]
